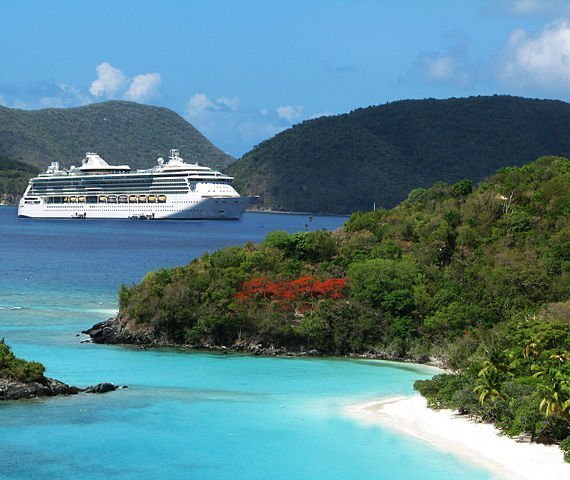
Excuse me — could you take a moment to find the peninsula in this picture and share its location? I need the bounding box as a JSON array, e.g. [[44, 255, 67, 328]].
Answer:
[[86, 155, 570, 462]]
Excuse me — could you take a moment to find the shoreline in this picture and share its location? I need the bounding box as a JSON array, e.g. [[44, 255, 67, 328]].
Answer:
[[344, 395, 569, 480]]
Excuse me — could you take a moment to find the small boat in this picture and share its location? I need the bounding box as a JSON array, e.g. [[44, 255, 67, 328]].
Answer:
[[99, 196, 107, 203], [129, 195, 137, 203], [71, 212, 86, 219], [158, 195, 167, 203], [138, 195, 147, 203], [148, 195, 156, 203], [78, 196, 86, 203], [129, 213, 155, 220]]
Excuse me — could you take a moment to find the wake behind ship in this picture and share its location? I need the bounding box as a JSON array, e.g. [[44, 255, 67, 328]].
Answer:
[[18, 149, 256, 219]]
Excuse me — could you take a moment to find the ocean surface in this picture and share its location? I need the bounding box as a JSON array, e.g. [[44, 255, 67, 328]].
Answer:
[[0, 207, 493, 479]]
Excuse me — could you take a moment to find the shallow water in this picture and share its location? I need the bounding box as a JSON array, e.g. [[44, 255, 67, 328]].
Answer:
[[0, 207, 493, 479]]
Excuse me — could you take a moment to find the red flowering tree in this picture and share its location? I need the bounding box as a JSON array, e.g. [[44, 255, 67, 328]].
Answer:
[[235, 276, 347, 304]]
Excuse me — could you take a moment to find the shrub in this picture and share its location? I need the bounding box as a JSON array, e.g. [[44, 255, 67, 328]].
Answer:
[[560, 436, 570, 462]]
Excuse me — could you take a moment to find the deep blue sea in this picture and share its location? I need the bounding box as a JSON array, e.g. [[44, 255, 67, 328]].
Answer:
[[0, 207, 493, 479]]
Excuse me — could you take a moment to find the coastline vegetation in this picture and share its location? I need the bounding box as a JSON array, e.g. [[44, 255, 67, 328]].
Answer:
[[117, 155, 570, 457], [0, 339, 45, 383]]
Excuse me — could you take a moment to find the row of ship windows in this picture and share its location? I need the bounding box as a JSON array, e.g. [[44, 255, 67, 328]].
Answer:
[[33, 179, 228, 186], [45, 206, 208, 213], [46, 194, 169, 204], [35, 189, 185, 196], [33, 187, 187, 192]]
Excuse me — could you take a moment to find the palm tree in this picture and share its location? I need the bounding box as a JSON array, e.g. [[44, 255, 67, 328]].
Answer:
[[537, 371, 569, 418], [474, 366, 505, 405], [533, 353, 570, 419]]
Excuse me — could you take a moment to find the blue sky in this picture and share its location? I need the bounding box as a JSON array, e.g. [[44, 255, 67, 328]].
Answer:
[[2, 0, 570, 157]]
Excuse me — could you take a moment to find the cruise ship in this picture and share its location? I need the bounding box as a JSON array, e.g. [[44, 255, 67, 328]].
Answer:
[[18, 149, 256, 219]]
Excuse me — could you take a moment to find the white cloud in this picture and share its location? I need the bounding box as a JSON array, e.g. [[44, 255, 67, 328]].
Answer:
[[89, 62, 127, 98], [124, 73, 161, 101], [237, 120, 284, 143], [216, 96, 239, 111], [498, 19, 570, 93], [276, 105, 304, 122], [424, 55, 454, 81], [186, 93, 241, 117], [410, 30, 474, 88], [186, 93, 217, 117], [502, 0, 570, 16]]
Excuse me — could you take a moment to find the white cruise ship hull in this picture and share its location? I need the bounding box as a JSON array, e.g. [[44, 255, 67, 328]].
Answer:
[[18, 150, 256, 220], [18, 195, 256, 220]]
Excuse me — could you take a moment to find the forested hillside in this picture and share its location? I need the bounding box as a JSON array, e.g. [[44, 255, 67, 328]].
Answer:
[[0, 157, 38, 205], [108, 156, 570, 456], [230, 95, 570, 214], [0, 101, 234, 170]]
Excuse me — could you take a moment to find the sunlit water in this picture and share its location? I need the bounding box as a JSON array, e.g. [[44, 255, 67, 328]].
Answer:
[[0, 208, 493, 479]]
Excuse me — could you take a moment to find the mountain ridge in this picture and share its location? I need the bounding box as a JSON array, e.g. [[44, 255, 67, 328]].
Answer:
[[0, 100, 234, 170], [230, 95, 570, 214]]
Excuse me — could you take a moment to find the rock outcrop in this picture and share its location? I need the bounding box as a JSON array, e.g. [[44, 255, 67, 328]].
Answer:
[[83, 317, 165, 346], [0, 376, 120, 401]]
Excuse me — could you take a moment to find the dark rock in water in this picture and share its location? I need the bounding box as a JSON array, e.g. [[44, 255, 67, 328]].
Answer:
[[1, 375, 121, 401], [0, 376, 79, 400], [84, 382, 117, 394], [83, 317, 162, 345], [82, 318, 123, 344]]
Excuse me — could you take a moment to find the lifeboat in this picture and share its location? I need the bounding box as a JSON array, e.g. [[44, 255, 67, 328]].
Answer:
[[69, 196, 77, 203], [63, 196, 69, 203], [108, 195, 117, 203], [158, 195, 167, 203], [138, 195, 147, 203], [99, 196, 107, 203], [148, 195, 156, 203], [129, 195, 137, 203], [78, 196, 86, 203], [118, 195, 128, 203]]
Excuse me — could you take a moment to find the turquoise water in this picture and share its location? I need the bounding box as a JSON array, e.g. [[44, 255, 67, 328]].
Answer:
[[0, 208, 493, 479]]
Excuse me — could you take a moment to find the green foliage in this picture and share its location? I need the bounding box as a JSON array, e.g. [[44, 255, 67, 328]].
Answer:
[[230, 95, 570, 214], [0, 156, 39, 203], [414, 374, 473, 410], [452, 179, 473, 198], [0, 340, 45, 382], [293, 230, 338, 262], [348, 257, 418, 308], [560, 436, 570, 462]]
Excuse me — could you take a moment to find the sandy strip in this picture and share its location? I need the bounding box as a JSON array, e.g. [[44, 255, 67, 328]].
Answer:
[[344, 395, 570, 480]]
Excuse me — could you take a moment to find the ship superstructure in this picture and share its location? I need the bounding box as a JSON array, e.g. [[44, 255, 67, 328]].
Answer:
[[18, 149, 255, 219]]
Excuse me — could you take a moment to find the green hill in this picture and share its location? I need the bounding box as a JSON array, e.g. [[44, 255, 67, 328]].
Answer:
[[230, 95, 570, 214], [0, 101, 234, 170]]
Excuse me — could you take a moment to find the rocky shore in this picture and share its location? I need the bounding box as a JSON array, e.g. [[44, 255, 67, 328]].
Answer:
[[83, 316, 447, 368], [0, 376, 121, 401]]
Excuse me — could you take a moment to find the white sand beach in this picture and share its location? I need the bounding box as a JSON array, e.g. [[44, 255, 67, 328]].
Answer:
[[345, 395, 570, 480]]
